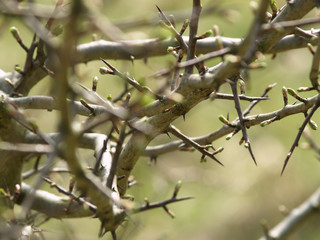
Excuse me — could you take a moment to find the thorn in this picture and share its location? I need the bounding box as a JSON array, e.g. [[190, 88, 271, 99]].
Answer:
[[246, 141, 257, 166], [165, 132, 171, 139], [281, 152, 291, 175], [182, 114, 186, 121]]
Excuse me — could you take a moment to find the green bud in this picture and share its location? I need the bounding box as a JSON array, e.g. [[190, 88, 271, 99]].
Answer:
[[205, 30, 213, 37], [51, 24, 63, 36], [182, 19, 190, 28], [286, 88, 296, 97], [244, 142, 249, 148], [218, 115, 229, 125], [215, 147, 224, 153], [309, 120, 318, 130], [270, 0, 278, 12], [167, 46, 174, 53], [226, 132, 234, 140], [260, 119, 273, 127], [107, 94, 112, 101], [10, 26, 21, 41], [15, 65, 22, 72]]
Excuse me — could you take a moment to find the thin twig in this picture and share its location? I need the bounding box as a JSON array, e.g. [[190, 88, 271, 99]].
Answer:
[[281, 97, 320, 175], [133, 196, 193, 213], [230, 79, 256, 165], [262, 17, 320, 31], [184, 0, 202, 74], [177, 47, 231, 69], [243, 83, 277, 116], [42, 177, 97, 212], [168, 125, 223, 166], [106, 124, 126, 189], [156, 5, 188, 52], [100, 57, 162, 100], [213, 92, 269, 102]]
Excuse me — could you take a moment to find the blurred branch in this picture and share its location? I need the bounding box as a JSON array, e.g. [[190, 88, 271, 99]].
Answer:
[[258, 187, 320, 240], [6, 95, 128, 119], [184, 0, 202, 74], [17, 183, 94, 218], [114, 2, 223, 30]]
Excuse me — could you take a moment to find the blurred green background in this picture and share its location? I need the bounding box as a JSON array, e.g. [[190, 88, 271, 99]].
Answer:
[[1, 0, 320, 239]]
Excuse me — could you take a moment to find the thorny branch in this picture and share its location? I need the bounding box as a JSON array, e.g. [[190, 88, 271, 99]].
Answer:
[[1, 0, 320, 238]]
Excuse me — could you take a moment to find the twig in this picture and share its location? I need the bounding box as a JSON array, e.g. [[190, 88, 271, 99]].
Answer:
[[42, 177, 97, 212], [168, 125, 223, 166], [262, 17, 320, 31], [22, 167, 70, 180], [106, 124, 127, 189], [93, 130, 113, 175], [281, 97, 320, 175], [156, 5, 188, 52], [100, 57, 162, 100], [144, 92, 319, 158], [212, 92, 269, 102], [177, 47, 231, 69], [243, 83, 277, 117], [230, 79, 257, 165], [184, 0, 202, 74], [133, 181, 193, 216]]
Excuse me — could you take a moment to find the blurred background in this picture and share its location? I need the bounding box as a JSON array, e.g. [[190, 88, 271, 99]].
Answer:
[[1, 0, 320, 239]]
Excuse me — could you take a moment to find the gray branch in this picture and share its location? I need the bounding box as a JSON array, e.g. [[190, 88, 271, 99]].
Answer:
[[259, 187, 320, 240]]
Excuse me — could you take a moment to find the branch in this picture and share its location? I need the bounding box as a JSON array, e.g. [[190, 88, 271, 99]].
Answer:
[[167, 125, 223, 165], [144, 94, 320, 157], [184, 0, 202, 74], [281, 96, 320, 174], [17, 183, 95, 218], [258, 187, 320, 240]]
